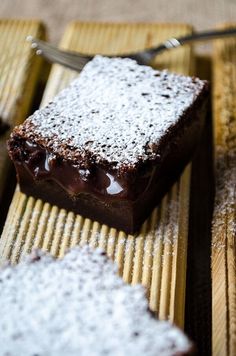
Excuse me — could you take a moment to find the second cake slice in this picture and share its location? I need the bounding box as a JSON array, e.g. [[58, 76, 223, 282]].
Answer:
[[8, 56, 209, 234]]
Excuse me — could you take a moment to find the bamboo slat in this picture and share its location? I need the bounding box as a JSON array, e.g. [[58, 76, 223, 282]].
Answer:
[[0, 19, 46, 200], [0, 22, 194, 327], [212, 25, 236, 356]]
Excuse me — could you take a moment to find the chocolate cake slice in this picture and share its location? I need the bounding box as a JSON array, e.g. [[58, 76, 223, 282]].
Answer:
[[0, 246, 193, 355], [8, 56, 209, 234]]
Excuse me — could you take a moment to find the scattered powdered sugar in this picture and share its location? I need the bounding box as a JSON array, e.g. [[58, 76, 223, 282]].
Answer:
[[212, 149, 236, 248], [0, 246, 191, 356], [20, 55, 206, 169]]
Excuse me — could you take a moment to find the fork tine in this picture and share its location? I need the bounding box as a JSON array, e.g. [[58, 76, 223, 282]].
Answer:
[[26, 36, 92, 72]]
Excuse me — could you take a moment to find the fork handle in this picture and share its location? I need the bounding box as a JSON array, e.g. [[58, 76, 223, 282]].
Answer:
[[144, 27, 236, 59]]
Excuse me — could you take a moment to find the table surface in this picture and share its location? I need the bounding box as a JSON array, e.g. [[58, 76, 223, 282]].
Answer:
[[0, 0, 235, 43]]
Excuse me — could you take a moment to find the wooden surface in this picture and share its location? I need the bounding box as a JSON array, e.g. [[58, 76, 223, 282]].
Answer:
[[212, 25, 236, 356], [0, 19, 45, 201], [0, 22, 194, 328]]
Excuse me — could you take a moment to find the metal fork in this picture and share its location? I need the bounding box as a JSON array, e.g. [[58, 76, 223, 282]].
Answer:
[[27, 27, 236, 71]]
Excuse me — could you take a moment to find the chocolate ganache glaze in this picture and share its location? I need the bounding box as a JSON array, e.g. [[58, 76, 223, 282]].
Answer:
[[13, 139, 157, 201]]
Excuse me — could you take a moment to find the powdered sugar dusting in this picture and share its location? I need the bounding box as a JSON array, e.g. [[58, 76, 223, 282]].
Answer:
[[212, 150, 236, 249], [0, 246, 191, 356], [20, 55, 206, 169]]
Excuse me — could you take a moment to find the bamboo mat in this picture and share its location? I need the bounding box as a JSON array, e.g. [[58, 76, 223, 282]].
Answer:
[[0, 19, 46, 200], [0, 22, 194, 327], [212, 25, 236, 356]]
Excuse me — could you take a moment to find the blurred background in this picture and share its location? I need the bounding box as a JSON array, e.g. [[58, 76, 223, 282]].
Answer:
[[1, 0, 235, 43]]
